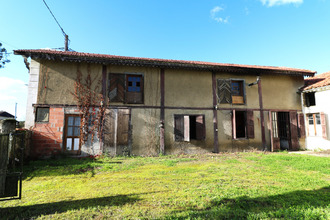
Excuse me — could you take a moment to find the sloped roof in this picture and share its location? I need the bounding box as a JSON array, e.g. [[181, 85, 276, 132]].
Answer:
[[0, 111, 15, 118], [14, 49, 316, 76], [303, 71, 330, 91]]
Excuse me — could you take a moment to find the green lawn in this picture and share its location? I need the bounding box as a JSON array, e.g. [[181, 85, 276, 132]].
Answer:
[[0, 152, 329, 219]]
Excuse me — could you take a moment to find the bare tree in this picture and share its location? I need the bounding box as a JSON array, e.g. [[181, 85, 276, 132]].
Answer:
[[0, 43, 10, 68]]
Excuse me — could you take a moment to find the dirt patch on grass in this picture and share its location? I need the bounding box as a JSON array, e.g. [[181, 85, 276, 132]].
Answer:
[[289, 150, 330, 157]]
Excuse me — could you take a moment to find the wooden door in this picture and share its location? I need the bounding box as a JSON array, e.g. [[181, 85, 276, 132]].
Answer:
[[117, 109, 130, 155], [103, 108, 131, 156], [289, 111, 299, 150]]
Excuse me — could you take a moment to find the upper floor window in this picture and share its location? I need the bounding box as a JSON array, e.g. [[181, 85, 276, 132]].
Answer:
[[304, 92, 315, 107], [218, 79, 245, 104], [109, 73, 144, 104], [126, 75, 143, 104], [127, 76, 141, 92]]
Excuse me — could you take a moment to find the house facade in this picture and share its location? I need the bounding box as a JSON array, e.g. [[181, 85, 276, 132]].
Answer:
[[0, 111, 15, 120], [301, 72, 330, 150], [0, 111, 16, 134], [14, 49, 315, 158]]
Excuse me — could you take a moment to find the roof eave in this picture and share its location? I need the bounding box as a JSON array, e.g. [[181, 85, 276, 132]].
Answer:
[[14, 50, 316, 76]]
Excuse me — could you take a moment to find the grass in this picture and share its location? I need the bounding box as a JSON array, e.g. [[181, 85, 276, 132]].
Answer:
[[0, 152, 329, 219]]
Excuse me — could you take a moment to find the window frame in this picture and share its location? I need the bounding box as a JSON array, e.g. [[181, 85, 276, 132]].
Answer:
[[232, 110, 254, 140], [108, 73, 144, 104], [218, 78, 246, 105], [304, 92, 316, 107], [63, 114, 82, 154], [35, 107, 49, 123], [174, 114, 206, 142], [126, 74, 144, 104], [307, 113, 322, 137]]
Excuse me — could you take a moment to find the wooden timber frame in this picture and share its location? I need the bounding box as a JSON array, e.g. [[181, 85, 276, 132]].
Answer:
[[212, 72, 219, 153], [257, 76, 266, 149], [160, 68, 165, 154]]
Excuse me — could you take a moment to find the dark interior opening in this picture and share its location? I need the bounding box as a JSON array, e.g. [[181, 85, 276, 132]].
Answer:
[[305, 92, 316, 107], [278, 112, 290, 150], [235, 111, 246, 138], [189, 116, 197, 140]]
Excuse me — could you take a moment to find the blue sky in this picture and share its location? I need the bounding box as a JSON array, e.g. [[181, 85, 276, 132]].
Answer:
[[1, 0, 329, 120]]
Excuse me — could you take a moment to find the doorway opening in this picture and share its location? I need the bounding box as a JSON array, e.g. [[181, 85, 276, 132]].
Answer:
[[277, 112, 291, 150]]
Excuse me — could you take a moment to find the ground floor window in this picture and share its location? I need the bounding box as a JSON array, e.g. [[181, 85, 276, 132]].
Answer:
[[174, 115, 205, 142], [232, 110, 254, 139], [35, 107, 49, 122], [307, 113, 322, 137], [64, 115, 81, 153]]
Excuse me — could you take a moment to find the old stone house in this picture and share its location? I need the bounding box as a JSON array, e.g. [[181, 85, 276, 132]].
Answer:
[[14, 49, 315, 158]]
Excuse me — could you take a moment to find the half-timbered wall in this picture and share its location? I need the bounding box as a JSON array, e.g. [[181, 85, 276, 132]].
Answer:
[[26, 58, 306, 158]]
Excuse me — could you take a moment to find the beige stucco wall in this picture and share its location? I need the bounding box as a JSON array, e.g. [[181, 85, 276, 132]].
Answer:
[[131, 108, 160, 156], [262, 75, 303, 110], [165, 69, 212, 108], [38, 61, 102, 105]]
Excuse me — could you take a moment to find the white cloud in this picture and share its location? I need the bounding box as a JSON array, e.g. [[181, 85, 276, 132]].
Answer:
[[260, 0, 303, 7], [0, 77, 25, 90], [210, 6, 229, 24], [0, 77, 27, 120]]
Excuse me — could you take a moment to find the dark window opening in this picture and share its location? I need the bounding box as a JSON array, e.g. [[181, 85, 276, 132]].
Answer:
[[174, 115, 205, 142], [235, 111, 246, 138], [189, 116, 197, 140], [233, 110, 254, 139], [305, 92, 316, 107], [231, 80, 243, 96], [278, 112, 290, 139], [36, 107, 49, 122]]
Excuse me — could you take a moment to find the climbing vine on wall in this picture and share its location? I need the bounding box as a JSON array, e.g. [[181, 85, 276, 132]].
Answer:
[[73, 64, 107, 145]]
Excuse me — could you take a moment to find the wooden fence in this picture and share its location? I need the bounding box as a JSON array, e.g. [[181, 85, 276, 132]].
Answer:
[[0, 134, 9, 197], [0, 130, 31, 200]]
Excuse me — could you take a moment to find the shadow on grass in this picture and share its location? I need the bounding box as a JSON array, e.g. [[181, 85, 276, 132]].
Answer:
[[1, 193, 140, 219], [166, 186, 330, 219], [23, 157, 123, 181]]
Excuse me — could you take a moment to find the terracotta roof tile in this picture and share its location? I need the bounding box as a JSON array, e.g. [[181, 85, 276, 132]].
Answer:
[[14, 49, 316, 76], [303, 71, 330, 91]]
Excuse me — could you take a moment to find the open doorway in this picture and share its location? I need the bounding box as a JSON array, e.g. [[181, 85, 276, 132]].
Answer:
[[277, 112, 291, 150]]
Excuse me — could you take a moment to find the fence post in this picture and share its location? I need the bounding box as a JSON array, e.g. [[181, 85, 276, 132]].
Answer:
[[0, 135, 9, 197]]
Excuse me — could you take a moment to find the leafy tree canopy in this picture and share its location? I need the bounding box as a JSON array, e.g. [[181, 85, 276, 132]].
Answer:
[[0, 42, 10, 68]]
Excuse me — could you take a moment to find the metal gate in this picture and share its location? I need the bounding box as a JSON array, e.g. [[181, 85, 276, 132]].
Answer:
[[0, 133, 24, 201]]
